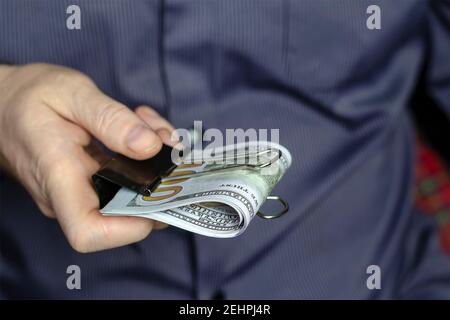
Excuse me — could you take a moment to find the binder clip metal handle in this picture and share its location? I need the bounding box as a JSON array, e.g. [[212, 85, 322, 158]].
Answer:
[[160, 149, 282, 183], [257, 195, 289, 219]]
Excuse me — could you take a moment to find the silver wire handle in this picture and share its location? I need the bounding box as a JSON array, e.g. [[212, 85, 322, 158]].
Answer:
[[161, 149, 282, 182], [257, 195, 289, 219]]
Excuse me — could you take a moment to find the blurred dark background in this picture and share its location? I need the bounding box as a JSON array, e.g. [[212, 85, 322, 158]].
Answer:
[[410, 76, 450, 166]]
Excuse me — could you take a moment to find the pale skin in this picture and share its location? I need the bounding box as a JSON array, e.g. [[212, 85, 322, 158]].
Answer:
[[0, 63, 174, 253]]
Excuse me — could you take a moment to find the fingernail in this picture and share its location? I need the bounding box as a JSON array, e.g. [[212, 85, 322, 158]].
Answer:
[[159, 128, 181, 147], [126, 126, 158, 153], [140, 106, 158, 118], [156, 128, 172, 140]]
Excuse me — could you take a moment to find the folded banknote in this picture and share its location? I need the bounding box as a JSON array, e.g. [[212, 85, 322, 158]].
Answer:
[[101, 141, 292, 237]]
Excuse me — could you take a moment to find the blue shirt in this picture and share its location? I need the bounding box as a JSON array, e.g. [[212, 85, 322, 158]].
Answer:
[[1, 0, 449, 299]]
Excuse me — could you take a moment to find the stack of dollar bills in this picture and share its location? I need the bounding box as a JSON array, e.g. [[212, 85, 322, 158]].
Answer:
[[101, 141, 292, 238]]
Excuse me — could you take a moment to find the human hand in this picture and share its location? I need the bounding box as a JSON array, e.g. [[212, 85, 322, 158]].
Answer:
[[0, 63, 174, 252]]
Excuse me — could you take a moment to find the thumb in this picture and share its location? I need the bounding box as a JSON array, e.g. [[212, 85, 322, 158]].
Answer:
[[53, 79, 162, 160]]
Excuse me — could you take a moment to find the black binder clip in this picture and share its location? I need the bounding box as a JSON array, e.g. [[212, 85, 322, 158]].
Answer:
[[92, 144, 176, 209]]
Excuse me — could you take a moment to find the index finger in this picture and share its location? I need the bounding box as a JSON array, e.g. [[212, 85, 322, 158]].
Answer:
[[49, 156, 154, 253]]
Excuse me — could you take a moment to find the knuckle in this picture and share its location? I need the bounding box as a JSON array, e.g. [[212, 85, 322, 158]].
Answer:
[[95, 103, 128, 137], [20, 64, 93, 102], [137, 106, 159, 117], [40, 209, 55, 219], [37, 154, 71, 199], [68, 231, 92, 253], [36, 202, 56, 219], [56, 68, 92, 87], [139, 225, 153, 240], [17, 81, 47, 105], [13, 102, 48, 132], [98, 218, 113, 243], [68, 219, 108, 253], [41, 64, 92, 87], [135, 220, 153, 240], [65, 219, 99, 254]]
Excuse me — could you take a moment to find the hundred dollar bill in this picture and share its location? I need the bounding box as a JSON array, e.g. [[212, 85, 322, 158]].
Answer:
[[101, 141, 292, 237]]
